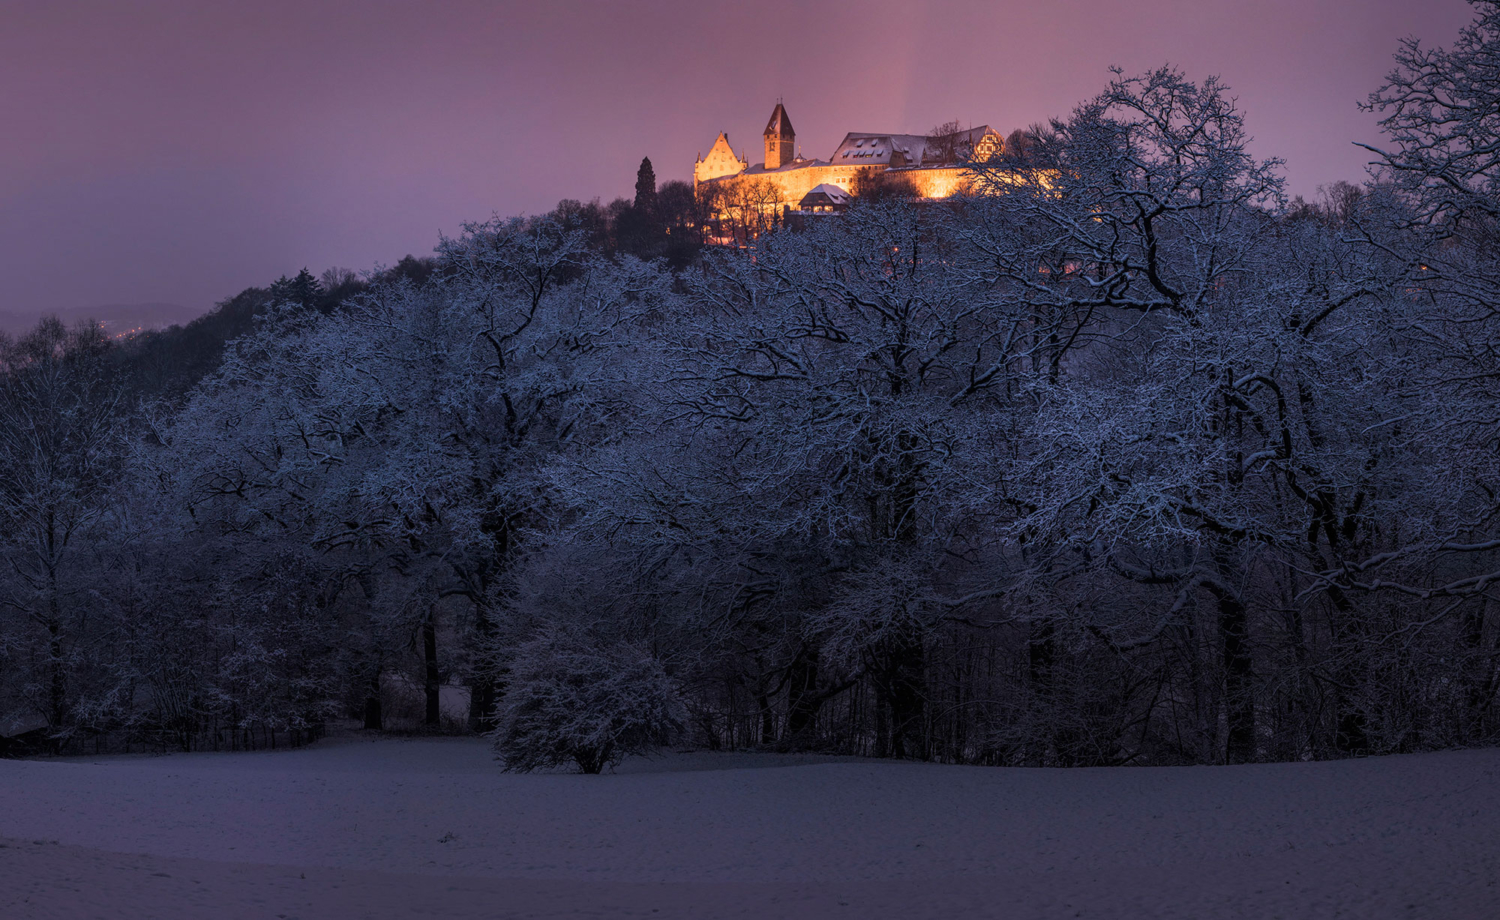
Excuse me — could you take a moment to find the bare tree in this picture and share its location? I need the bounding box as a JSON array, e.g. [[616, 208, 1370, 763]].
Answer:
[[926, 119, 974, 165]]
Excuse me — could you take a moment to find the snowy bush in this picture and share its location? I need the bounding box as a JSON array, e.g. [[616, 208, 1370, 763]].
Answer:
[[492, 628, 685, 774]]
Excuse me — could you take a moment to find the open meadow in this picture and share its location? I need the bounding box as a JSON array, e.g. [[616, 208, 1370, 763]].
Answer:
[[1, 736, 1496, 919]]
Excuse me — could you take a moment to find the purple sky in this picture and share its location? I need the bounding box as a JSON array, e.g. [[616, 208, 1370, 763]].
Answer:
[[0, 0, 1476, 323]]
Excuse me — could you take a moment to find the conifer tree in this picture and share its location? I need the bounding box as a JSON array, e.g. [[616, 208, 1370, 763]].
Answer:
[[269, 268, 324, 312], [634, 157, 658, 215]]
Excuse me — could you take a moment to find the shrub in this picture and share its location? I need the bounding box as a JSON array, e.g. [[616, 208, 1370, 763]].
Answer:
[[492, 627, 685, 774]]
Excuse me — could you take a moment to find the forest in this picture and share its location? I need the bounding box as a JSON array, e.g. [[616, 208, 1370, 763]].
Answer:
[[5, 9, 1500, 773]]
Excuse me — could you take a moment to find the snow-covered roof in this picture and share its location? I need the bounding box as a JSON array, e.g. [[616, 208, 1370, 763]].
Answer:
[[830, 133, 927, 166], [829, 126, 1001, 167], [802, 183, 851, 205]]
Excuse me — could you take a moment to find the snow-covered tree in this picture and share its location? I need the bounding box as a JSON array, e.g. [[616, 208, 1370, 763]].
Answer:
[[0, 320, 126, 739], [493, 625, 684, 774], [160, 215, 666, 735]]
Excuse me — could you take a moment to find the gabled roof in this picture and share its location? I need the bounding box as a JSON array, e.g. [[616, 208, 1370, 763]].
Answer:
[[830, 133, 928, 166], [764, 103, 795, 138], [705, 132, 739, 159], [799, 183, 852, 208], [828, 126, 1001, 167]]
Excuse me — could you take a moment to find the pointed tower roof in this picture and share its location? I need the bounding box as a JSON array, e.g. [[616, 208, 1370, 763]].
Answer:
[[764, 103, 794, 138]]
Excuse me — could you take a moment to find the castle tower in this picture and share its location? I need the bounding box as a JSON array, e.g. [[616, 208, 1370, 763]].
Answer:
[[764, 102, 795, 171]]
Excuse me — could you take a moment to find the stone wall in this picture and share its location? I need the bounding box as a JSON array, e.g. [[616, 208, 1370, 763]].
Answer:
[[892, 166, 979, 199], [703, 162, 977, 213]]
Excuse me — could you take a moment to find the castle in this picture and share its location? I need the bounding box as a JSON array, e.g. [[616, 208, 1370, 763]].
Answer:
[[693, 102, 1005, 212]]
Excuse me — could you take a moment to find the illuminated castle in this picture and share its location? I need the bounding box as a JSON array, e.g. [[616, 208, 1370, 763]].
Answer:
[[693, 102, 1005, 211]]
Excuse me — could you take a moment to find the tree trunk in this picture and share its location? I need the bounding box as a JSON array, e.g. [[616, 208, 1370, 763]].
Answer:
[[874, 625, 926, 759], [1207, 580, 1256, 764], [1281, 600, 1313, 759], [1028, 619, 1056, 764], [423, 608, 441, 728], [467, 602, 499, 733], [468, 675, 498, 734], [46, 573, 67, 745], [1324, 587, 1370, 755], [870, 427, 927, 760], [363, 665, 383, 731], [48, 619, 66, 732], [783, 642, 821, 748], [1461, 599, 1494, 742], [755, 691, 776, 745]]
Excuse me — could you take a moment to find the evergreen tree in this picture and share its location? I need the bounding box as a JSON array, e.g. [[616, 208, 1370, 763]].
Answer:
[[269, 268, 324, 312], [634, 157, 658, 215]]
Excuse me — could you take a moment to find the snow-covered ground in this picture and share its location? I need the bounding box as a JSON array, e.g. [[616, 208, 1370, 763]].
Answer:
[[1, 736, 1496, 918]]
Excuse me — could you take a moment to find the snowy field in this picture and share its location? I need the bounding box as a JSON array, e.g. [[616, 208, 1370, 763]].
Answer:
[[1, 736, 1497, 919]]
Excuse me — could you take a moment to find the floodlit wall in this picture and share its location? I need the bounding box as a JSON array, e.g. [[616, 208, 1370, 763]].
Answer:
[[702, 163, 978, 213], [695, 134, 750, 187], [717, 165, 878, 209], [891, 166, 978, 199]]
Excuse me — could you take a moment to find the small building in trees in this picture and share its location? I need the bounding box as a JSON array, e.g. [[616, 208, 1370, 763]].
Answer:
[[797, 183, 852, 213]]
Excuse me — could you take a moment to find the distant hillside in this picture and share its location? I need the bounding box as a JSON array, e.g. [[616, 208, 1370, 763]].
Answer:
[[0, 302, 206, 336]]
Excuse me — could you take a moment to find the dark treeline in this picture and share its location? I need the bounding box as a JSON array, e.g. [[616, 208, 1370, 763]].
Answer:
[[6, 9, 1500, 770]]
